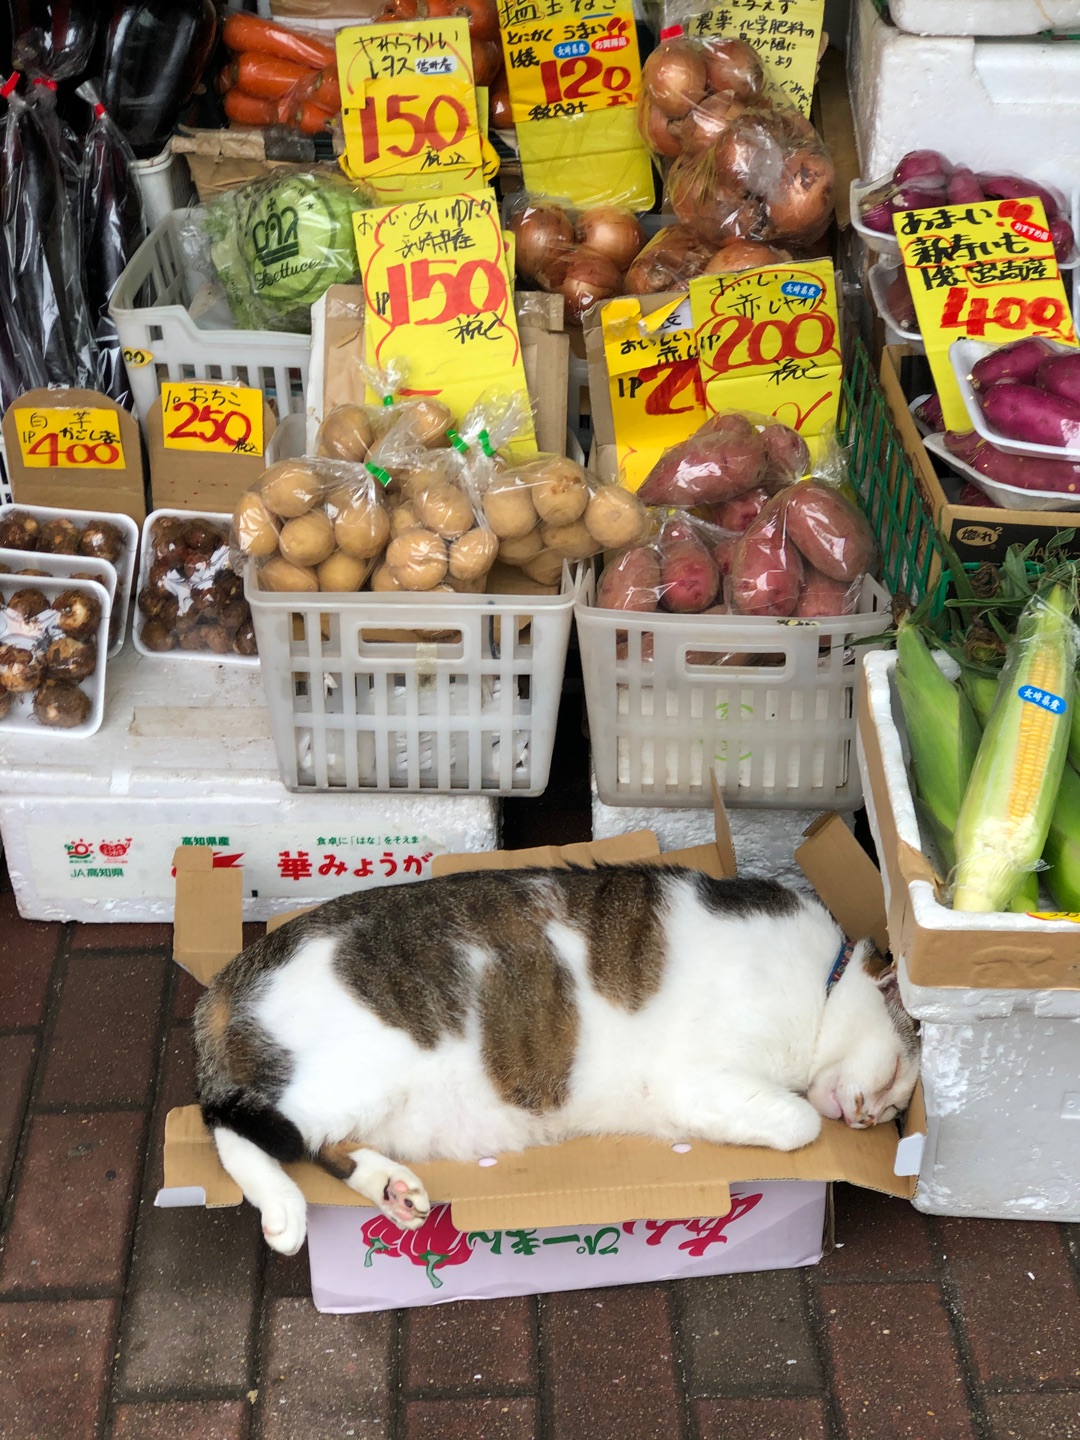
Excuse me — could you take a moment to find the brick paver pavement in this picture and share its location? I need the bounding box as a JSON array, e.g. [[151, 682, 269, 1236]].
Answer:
[[3, 785, 1080, 1438]]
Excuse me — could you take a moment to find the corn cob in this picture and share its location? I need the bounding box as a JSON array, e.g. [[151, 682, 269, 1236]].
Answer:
[[1043, 761, 1080, 911], [1007, 870, 1039, 913], [960, 668, 999, 728], [953, 586, 1077, 913], [895, 618, 981, 871]]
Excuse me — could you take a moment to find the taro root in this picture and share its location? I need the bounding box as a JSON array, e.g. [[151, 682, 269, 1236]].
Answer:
[[197, 622, 232, 654], [233, 619, 258, 656], [6, 588, 49, 621], [44, 635, 98, 682], [0, 513, 39, 551], [78, 519, 124, 563], [33, 678, 91, 728], [0, 688, 12, 719], [0, 644, 44, 692], [151, 518, 188, 564], [139, 618, 174, 652], [53, 588, 102, 640], [39, 517, 81, 554], [17, 568, 50, 577]]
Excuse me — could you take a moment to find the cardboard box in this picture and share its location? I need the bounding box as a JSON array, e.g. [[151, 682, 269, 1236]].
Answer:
[[158, 786, 923, 1310], [171, 130, 340, 205], [146, 397, 277, 513], [880, 343, 1080, 566]]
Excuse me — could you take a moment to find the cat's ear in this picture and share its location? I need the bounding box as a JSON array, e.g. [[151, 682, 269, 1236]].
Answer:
[[875, 963, 900, 1003]]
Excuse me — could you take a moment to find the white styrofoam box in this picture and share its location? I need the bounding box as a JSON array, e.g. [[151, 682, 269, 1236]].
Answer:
[[132, 145, 197, 232], [0, 573, 111, 740], [889, 0, 1080, 36], [110, 210, 311, 429], [858, 649, 1080, 1220], [577, 568, 893, 811], [0, 646, 498, 922], [848, 0, 1080, 187], [0, 503, 139, 659], [302, 1183, 826, 1312], [590, 770, 823, 893]]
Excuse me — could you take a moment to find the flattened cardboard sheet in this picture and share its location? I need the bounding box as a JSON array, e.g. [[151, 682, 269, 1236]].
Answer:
[[172, 846, 244, 986], [148, 399, 277, 513]]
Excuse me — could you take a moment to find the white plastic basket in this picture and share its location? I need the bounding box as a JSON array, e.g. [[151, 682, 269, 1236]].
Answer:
[[577, 571, 893, 811], [109, 210, 311, 427], [245, 564, 577, 793]]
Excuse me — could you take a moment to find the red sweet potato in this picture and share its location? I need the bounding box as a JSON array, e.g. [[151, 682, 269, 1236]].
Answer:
[[944, 428, 983, 464], [915, 394, 945, 433], [638, 426, 766, 506], [794, 566, 857, 617], [946, 167, 983, 204], [956, 482, 999, 508], [658, 518, 719, 613], [1035, 353, 1080, 407], [728, 509, 804, 617], [980, 381, 1080, 449], [893, 150, 952, 184], [761, 423, 811, 486], [885, 270, 917, 330], [711, 486, 772, 533], [781, 483, 875, 583], [971, 442, 1080, 494], [596, 545, 661, 611], [970, 337, 1054, 390]]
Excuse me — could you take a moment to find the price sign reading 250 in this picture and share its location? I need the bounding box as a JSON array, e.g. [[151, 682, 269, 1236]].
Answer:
[[160, 383, 264, 457], [380, 258, 509, 327]]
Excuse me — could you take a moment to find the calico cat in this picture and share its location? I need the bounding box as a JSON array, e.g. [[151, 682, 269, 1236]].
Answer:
[[194, 865, 919, 1255]]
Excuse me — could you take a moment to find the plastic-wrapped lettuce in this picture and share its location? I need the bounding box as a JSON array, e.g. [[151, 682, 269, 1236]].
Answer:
[[203, 170, 374, 333]]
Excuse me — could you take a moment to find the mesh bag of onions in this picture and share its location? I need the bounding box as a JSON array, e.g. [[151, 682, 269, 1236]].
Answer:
[[639, 35, 835, 252]]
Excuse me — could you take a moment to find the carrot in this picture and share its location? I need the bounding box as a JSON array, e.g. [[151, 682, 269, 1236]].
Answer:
[[309, 65, 341, 113], [223, 88, 277, 127], [289, 100, 337, 136], [222, 12, 336, 69], [234, 52, 314, 100]]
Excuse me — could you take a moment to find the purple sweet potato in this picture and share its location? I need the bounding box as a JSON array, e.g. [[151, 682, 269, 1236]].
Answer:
[[946, 167, 984, 204], [1035, 353, 1080, 407], [884, 270, 917, 330], [861, 198, 896, 234], [980, 381, 1080, 449], [893, 150, 953, 184], [976, 172, 1062, 220], [914, 394, 945, 433], [957, 482, 999, 508], [657, 518, 719, 613], [596, 545, 661, 611], [638, 424, 766, 506], [970, 337, 1055, 390], [971, 442, 1080, 494], [1051, 217, 1076, 263], [944, 429, 983, 464], [893, 180, 948, 211]]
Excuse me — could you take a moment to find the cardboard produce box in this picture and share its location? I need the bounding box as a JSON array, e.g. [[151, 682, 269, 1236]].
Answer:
[[158, 787, 924, 1311], [880, 344, 1080, 566]]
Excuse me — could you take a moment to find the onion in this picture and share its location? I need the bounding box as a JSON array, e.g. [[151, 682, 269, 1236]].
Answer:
[[625, 225, 712, 293], [705, 239, 792, 274], [559, 248, 623, 324], [576, 207, 645, 270], [510, 203, 574, 284], [643, 40, 707, 119], [764, 149, 834, 242], [668, 154, 762, 243], [471, 38, 502, 88], [491, 74, 512, 130], [713, 113, 786, 198], [679, 93, 745, 157], [639, 94, 682, 157], [893, 149, 952, 184], [701, 36, 765, 102]]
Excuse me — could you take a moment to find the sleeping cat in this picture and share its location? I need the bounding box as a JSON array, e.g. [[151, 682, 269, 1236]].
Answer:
[[194, 865, 920, 1255]]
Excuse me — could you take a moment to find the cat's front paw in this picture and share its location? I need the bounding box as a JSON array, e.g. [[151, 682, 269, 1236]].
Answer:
[[771, 1101, 822, 1152], [261, 1190, 308, 1255], [381, 1167, 430, 1230]]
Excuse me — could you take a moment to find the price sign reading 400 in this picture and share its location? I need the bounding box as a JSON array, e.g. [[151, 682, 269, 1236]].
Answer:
[[499, 0, 641, 127], [160, 382, 264, 457], [14, 407, 127, 470]]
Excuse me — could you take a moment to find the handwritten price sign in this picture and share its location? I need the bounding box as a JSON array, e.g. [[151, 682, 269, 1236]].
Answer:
[[160, 382, 264, 457], [680, 0, 825, 117], [14, 406, 127, 470], [896, 197, 1078, 430], [689, 259, 842, 445], [600, 295, 705, 491], [354, 189, 534, 448], [338, 20, 483, 202]]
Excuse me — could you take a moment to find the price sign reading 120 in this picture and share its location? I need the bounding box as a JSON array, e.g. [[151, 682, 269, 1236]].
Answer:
[[160, 382, 264, 457]]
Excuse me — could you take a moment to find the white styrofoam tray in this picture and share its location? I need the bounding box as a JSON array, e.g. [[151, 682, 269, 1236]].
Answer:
[[950, 335, 1080, 460], [922, 430, 1080, 511], [0, 573, 111, 740], [867, 259, 923, 351], [132, 510, 257, 667], [0, 547, 116, 636]]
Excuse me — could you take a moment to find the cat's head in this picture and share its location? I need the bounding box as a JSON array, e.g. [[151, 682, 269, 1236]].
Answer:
[[806, 940, 920, 1129]]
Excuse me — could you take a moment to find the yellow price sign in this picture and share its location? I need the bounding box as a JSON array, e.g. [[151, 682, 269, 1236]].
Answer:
[[354, 189, 535, 448], [337, 21, 484, 200], [895, 197, 1077, 432], [600, 296, 705, 491], [121, 347, 154, 370], [689, 259, 842, 445], [160, 382, 265, 458], [13, 406, 127, 470], [680, 0, 825, 117]]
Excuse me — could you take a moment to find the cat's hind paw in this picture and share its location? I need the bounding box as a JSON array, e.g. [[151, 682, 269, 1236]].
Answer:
[[381, 1167, 430, 1230], [260, 1189, 308, 1255]]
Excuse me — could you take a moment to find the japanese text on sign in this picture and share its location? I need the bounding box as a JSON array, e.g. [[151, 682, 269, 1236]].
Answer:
[[689, 258, 842, 445], [681, 0, 825, 117], [498, 0, 640, 126], [14, 406, 127, 471], [895, 197, 1078, 431], [160, 382, 265, 458], [337, 21, 484, 199]]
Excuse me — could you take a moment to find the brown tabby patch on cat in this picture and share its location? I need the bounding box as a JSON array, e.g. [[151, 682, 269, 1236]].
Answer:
[[316, 1139, 361, 1181], [563, 867, 667, 1011], [479, 931, 579, 1113]]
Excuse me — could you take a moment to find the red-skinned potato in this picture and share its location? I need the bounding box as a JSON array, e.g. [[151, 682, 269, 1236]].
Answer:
[[638, 425, 766, 506], [781, 483, 874, 583], [711, 486, 772, 533], [761, 423, 811, 486], [658, 518, 720, 613], [729, 509, 804, 616], [596, 546, 661, 611], [795, 566, 857, 617]]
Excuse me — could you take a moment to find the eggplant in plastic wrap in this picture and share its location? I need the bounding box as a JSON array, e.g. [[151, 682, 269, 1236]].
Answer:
[[0, 80, 95, 388], [77, 85, 146, 407], [100, 0, 218, 160], [10, 0, 99, 81]]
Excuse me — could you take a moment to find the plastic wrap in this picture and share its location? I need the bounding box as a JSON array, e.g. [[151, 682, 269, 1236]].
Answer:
[[0, 577, 103, 731], [635, 411, 811, 508], [100, 0, 217, 159], [639, 35, 834, 253], [136, 515, 256, 657], [11, 0, 99, 83], [76, 84, 146, 409], [218, 12, 340, 139], [507, 196, 646, 322]]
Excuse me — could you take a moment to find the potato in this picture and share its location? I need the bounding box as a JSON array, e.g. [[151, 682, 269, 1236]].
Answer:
[[258, 556, 320, 592], [369, 562, 402, 592], [399, 454, 453, 499], [315, 404, 374, 462], [415, 483, 475, 539], [794, 565, 856, 617], [233, 490, 280, 557], [278, 511, 336, 567], [334, 496, 391, 559], [781, 483, 874, 582], [522, 548, 566, 585], [596, 546, 660, 611], [540, 520, 602, 560], [530, 457, 590, 524], [761, 424, 811, 487], [386, 529, 448, 589], [317, 551, 371, 592], [638, 426, 766, 506], [410, 398, 454, 448], [449, 527, 499, 581], [710, 486, 771, 534], [729, 511, 804, 616], [497, 530, 544, 566], [445, 573, 488, 594], [483, 479, 538, 539], [585, 485, 648, 548], [258, 460, 323, 518], [657, 519, 719, 613]]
